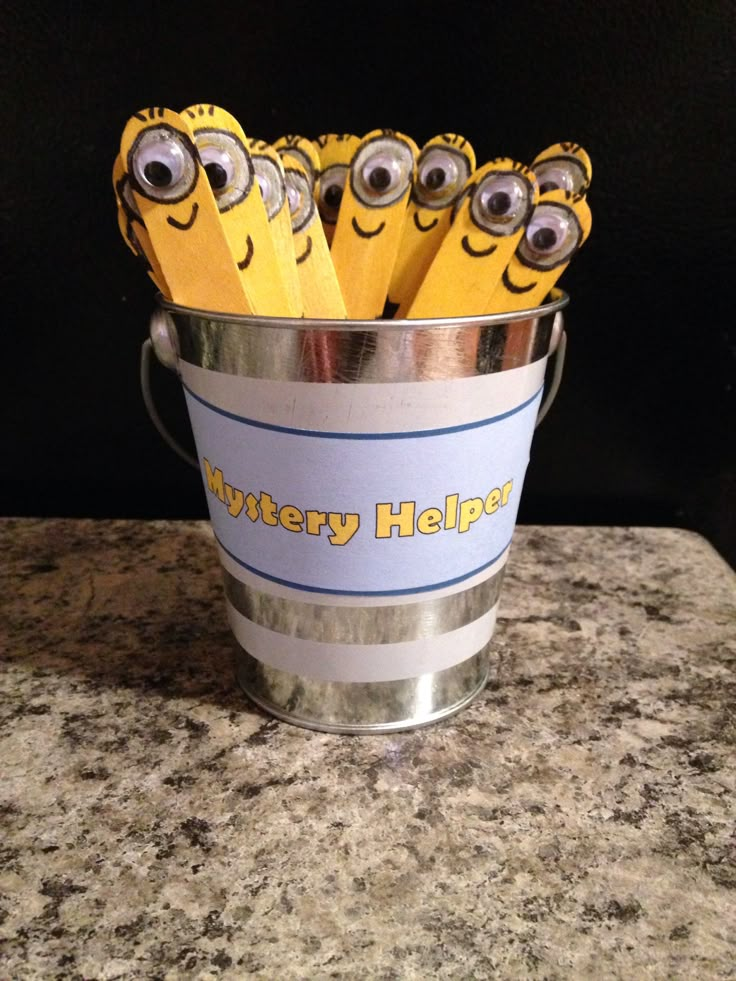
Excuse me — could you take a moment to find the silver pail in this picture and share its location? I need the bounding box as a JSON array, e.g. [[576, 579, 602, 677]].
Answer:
[[144, 291, 568, 733]]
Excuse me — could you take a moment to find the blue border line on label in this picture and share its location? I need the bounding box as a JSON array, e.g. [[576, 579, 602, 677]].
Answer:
[[183, 382, 543, 440], [214, 531, 512, 597]]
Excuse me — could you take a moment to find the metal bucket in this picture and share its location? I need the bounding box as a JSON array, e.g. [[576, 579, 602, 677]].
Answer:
[[144, 291, 568, 733]]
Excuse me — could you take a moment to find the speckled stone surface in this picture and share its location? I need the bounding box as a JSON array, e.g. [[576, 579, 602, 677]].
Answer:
[[1, 519, 735, 979]]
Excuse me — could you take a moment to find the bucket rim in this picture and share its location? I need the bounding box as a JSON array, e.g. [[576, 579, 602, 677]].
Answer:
[[158, 289, 569, 331]]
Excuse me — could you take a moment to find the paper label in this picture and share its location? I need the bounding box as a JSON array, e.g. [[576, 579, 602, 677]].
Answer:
[[184, 376, 541, 597]]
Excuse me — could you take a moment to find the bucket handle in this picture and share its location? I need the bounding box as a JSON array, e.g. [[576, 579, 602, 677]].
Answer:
[[141, 308, 567, 468]]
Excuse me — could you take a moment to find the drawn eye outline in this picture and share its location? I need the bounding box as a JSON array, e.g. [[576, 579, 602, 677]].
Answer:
[[284, 167, 316, 233], [317, 163, 348, 224], [534, 155, 589, 195], [469, 170, 534, 237], [517, 202, 582, 271], [350, 134, 415, 209], [250, 155, 286, 221], [128, 124, 199, 204], [192, 128, 254, 213], [413, 145, 471, 210]]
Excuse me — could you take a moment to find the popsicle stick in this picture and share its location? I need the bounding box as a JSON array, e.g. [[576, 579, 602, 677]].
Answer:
[[485, 188, 592, 315], [406, 158, 538, 318], [182, 105, 297, 317], [274, 135, 321, 190], [531, 142, 592, 196], [120, 106, 252, 314], [330, 129, 418, 319], [112, 154, 170, 295], [284, 160, 346, 320], [390, 133, 476, 316], [313, 133, 361, 245], [245, 137, 304, 318]]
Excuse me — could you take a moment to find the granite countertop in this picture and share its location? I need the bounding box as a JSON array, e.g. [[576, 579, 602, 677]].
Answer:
[[1, 519, 735, 979]]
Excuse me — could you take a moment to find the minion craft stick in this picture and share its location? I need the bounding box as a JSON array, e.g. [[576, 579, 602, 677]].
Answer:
[[183, 105, 298, 317], [330, 129, 419, 320], [246, 138, 304, 317], [389, 133, 476, 317], [112, 155, 170, 296], [485, 187, 592, 315], [120, 107, 253, 314], [313, 133, 361, 245], [531, 142, 592, 196]]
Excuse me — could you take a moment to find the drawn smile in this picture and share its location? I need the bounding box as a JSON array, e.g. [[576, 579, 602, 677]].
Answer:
[[461, 235, 497, 258], [502, 267, 536, 294], [237, 234, 254, 270], [166, 202, 199, 231], [296, 236, 313, 264], [413, 212, 439, 233], [352, 216, 385, 239]]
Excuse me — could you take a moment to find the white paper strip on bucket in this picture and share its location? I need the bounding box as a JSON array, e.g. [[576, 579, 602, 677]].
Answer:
[[226, 600, 499, 684]]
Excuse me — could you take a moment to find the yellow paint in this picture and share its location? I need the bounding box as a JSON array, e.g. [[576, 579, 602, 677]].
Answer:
[[112, 154, 170, 295], [313, 133, 361, 245], [330, 128, 418, 319], [532, 142, 592, 196], [274, 134, 321, 189], [485, 188, 592, 313], [283, 159, 346, 320], [390, 133, 476, 316], [120, 107, 252, 313], [245, 137, 304, 317], [182, 105, 297, 316], [406, 158, 538, 318]]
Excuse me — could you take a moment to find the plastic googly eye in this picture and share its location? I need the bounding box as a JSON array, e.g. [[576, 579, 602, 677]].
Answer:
[[192, 129, 253, 213], [534, 156, 588, 195], [414, 146, 470, 209], [351, 136, 414, 208], [284, 168, 315, 233], [129, 125, 198, 204], [317, 163, 348, 224], [517, 202, 582, 270], [470, 171, 533, 236], [250, 156, 286, 221]]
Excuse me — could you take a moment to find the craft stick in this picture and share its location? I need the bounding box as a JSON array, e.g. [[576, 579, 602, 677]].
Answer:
[[531, 142, 592, 196], [313, 133, 361, 245], [330, 128, 418, 319], [485, 188, 592, 314], [245, 137, 304, 317], [274, 135, 321, 190], [406, 158, 538, 318], [283, 160, 346, 321], [182, 105, 297, 317], [112, 155, 170, 295], [390, 133, 476, 317], [120, 107, 252, 314]]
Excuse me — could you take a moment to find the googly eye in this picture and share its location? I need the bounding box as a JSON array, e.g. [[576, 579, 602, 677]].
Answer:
[[470, 171, 533, 236], [128, 125, 198, 204], [317, 163, 348, 224], [351, 136, 415, 208], [192, 129, 253, 213], [250, 156, 286, 221], [534, 156, 588, 195], [517, 202, 582, 270], [414, 146, 470, 209], [284, 168, 315, 233]]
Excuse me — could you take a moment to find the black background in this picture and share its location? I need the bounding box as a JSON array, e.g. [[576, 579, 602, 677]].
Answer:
[[3, 1, 734, 565]]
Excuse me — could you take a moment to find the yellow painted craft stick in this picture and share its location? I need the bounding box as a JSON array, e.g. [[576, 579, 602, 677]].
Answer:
[[245, 138, 304, 317], [112, 155, 170, 295], [330, 129, 419, 319], [120, 106, 252, 314], [406, 158, 538, 318], [390, 133, 476, 317], [312, 133, 361, 245], [531, 142, 592, 196], [284, 159, 346, 320], [182, 105, 297, 317], [485, 188, 592, 314], [274, 134, 321, 190]]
